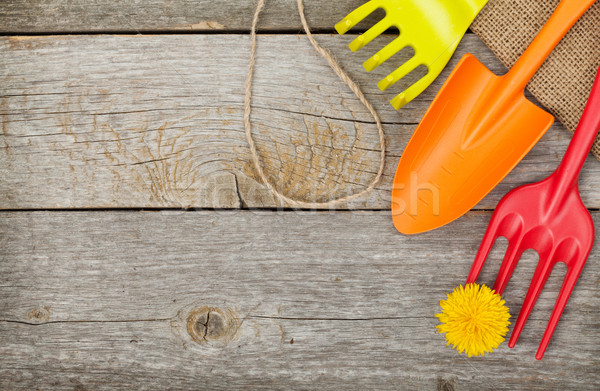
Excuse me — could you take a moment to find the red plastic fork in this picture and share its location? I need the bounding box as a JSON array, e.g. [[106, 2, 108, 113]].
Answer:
[[466, 65, 600, 360]]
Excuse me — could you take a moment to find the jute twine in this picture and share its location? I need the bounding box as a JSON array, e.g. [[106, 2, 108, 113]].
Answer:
[[244, 0, 386, 208]]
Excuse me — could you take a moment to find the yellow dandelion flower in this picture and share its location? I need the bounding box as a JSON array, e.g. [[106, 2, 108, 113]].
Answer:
[[436, 283, 511, 357]]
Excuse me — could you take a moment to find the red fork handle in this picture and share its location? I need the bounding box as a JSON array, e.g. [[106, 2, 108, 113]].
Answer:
[[552, 65, 600, 192]]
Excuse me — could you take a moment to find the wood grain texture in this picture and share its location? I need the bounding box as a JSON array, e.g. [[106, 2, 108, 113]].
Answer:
[[2, 2, 599, 390], [0, 211, 599, 390], [2, 34, 599, 210], [0, 0, 381, 33]]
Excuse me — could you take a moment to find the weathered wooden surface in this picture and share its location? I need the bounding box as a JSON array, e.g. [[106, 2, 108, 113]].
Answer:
[[2, 34, 599, 210], [1, 0, 384, 33], [1, 211, 599, 390], [2, 1, 600, 389]]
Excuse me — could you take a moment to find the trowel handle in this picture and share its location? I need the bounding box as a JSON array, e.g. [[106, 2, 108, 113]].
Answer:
[[553, 65, 600, 191], [506, 0, 596, 90]]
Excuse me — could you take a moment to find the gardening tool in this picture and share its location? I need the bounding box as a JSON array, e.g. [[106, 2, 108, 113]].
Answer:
[[466, 64, 600, 360], [335, 0, 488, 109], [391, 0, 596, 235]]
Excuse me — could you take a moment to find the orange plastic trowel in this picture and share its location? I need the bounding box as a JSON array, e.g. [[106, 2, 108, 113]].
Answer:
[[391, 0, 596, 235]]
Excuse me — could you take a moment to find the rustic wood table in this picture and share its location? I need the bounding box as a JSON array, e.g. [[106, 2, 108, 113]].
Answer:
[[1, 1, 599, 390]]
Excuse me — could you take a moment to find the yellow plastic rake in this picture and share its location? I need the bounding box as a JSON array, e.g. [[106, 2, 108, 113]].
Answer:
[[335, 0, 488, 109]]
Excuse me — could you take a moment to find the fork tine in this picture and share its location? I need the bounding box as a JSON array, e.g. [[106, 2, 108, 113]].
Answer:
[[378, 56, 420, 91], [349, 18, 391, 52], [363, 35, 409, 71], [466, 213, 503, 284], [536, 259, 586, 359], [335, 0, 385, 35], [493, 238, 525, 295], [508, 256, 555, 348]]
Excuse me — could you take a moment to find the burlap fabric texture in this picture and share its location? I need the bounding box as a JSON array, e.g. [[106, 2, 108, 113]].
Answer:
[[470, 0, 600, 161]]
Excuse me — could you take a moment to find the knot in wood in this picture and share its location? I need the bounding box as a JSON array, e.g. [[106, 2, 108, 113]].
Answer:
[[186, 306, 240, 344], [437, 377, 456, 391], [27, 306, 51, 324]]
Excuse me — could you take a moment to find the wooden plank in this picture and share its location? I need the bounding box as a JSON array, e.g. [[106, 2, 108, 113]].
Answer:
[[1, 0, 389, 33], [0, 210, 599, 389], [2, 34, 599, 210]]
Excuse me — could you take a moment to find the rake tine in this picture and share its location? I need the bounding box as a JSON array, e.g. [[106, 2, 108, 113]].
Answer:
[[466, 214, 503, 284], [390, 70, 436, 109], [536, 259, 587, 359], [493, 238, 525, 296], [348, 18, 391, 52], [508, 255, 556, 348], [334, 0, 386, 35], [363, 35, 409, 71], [378, 56, 420, 91]]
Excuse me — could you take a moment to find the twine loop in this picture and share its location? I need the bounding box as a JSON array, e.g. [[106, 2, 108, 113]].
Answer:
[[244, 0, 386, 208]]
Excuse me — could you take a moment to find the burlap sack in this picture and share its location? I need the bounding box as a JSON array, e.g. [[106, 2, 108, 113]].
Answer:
[[470, 0, 600, 161]]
